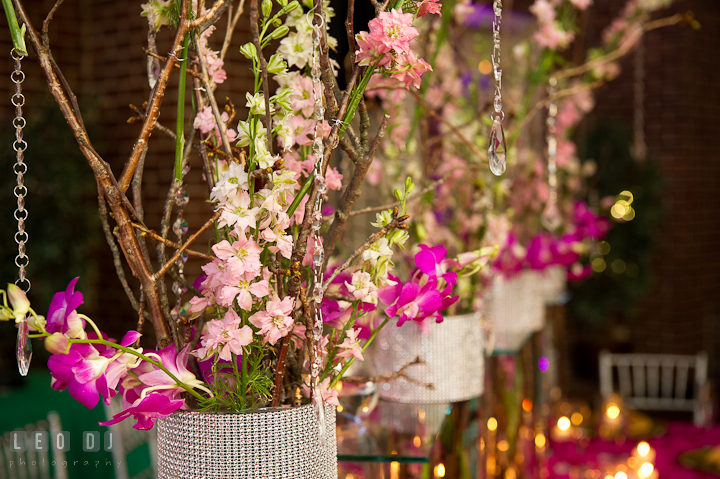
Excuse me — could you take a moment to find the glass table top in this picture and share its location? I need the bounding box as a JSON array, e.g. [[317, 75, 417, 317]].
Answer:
[[335, 396, 452, 463]]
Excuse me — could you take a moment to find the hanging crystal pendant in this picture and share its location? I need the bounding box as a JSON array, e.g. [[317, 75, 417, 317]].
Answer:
[[16, 318, 31, 376], [488, 119, 507, 176], [314, 394, 327, 447], [541, 199, 562, 232]]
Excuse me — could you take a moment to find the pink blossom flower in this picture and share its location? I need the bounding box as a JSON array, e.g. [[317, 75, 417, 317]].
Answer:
[[354, 31, 391, 67], [391, 51, 432, 90], [193, 107, 215, 134], [336, 328, 364, 361], [345, 271, 378, 302], [534, 23, 575, 49], [325, 167, 343, 190], [212, 237, 262, 276], [290, 323, 307, 350], [529, 0, 556, 25], [379, 275, 457, 326], [218, 191, 260, 233], [218, 273, 270, 310], [302, 377, 339, 407], [570, 0, 592, 10], [367, 10, 418, 54], [415, 244, 456, 283], [249, 296, 295, 345], [268, 233, 294, 259], [196, 310, 253, 361], [287, 115, 314, 146], [417, 0, 442, 17]]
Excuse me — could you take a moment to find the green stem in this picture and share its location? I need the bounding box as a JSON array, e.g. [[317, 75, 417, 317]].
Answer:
[[286, 171, 315, 218], [72, 338, 206, 401], [321, 302, 360, 381], [240, 313, 248, 408], [1, 0, 27, 56], [174, 35, 190, 181], [329, 317, 389, 388], [340, 62, 380, 137]]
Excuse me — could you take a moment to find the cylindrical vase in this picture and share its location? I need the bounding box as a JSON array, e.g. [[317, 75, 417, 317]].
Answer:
[[157, 404, 337, 479], [374, 312, 484, 403]]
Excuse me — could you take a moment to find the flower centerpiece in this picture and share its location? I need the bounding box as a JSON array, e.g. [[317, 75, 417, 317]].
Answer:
[[1, 0, 461, 475]]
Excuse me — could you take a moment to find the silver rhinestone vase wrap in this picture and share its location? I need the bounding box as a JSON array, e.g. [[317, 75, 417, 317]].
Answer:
[[488, 271, 545, 334], [374, 313, 484, 403], [156, 404, 337, 479], [539, 266, 566, 305]]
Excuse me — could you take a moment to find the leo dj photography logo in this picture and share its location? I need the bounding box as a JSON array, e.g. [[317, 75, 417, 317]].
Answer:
[[7, 430, 123, 470]]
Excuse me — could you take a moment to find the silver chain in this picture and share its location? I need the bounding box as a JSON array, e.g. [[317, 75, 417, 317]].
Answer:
[[307, 8, 328, 445], [547, 78, 558, 197], [632, 38, 646, 160], [11, 49, 30, 293], [491, 1, 504, 122], [542, 77, 561, 231], [309, 16, 326, 386]]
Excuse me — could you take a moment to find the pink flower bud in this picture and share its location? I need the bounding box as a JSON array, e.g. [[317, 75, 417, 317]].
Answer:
[[45, 333, 70, 355]]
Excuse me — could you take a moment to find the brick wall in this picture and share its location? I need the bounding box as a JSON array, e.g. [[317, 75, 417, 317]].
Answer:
[[579, 0, 720, 390], [0, 1, 256, 342]]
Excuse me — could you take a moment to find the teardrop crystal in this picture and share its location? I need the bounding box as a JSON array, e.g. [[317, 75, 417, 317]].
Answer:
[[16, 319, 31, 376], [314, 395, 327, 448], [541, 199, 562, 232], [488, 119, 507, 176]]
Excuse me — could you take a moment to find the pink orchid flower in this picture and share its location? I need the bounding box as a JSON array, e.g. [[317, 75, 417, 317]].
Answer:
[[46, 277, 86, 338], [100, 393, 185, 431]]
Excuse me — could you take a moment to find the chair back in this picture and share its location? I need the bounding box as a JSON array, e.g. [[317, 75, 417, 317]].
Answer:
[[103, 396, 157, 479], [599, 350, 708, 425], [0, 412, 67, 479]]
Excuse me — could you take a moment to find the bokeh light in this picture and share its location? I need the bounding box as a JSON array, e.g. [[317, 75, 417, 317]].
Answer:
[[538, 357, 550, 371]]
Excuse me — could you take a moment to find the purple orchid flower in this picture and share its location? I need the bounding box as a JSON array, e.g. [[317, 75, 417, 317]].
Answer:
[[415, 244, 458, 285], [100, 393, 185, 431], [550, 234, 581, 266], [321, 270, 377, 334], [379, 245, 460, 327], [47, 330, 140, 409], [526, 234, 555, 270], [46, 277, 85, 338]]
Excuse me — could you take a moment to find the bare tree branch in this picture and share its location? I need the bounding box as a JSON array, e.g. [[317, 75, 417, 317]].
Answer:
[[154, 212, 222, 280], [323, 207, 408, 288], [250, 0, 274, 154]]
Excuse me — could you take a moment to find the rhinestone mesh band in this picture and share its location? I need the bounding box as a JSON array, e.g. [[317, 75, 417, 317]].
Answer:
[[157, 404, 337, 478], [539, 266, 566, 305], [487, 270, 545, 334], [375, 313, 484, 403]]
